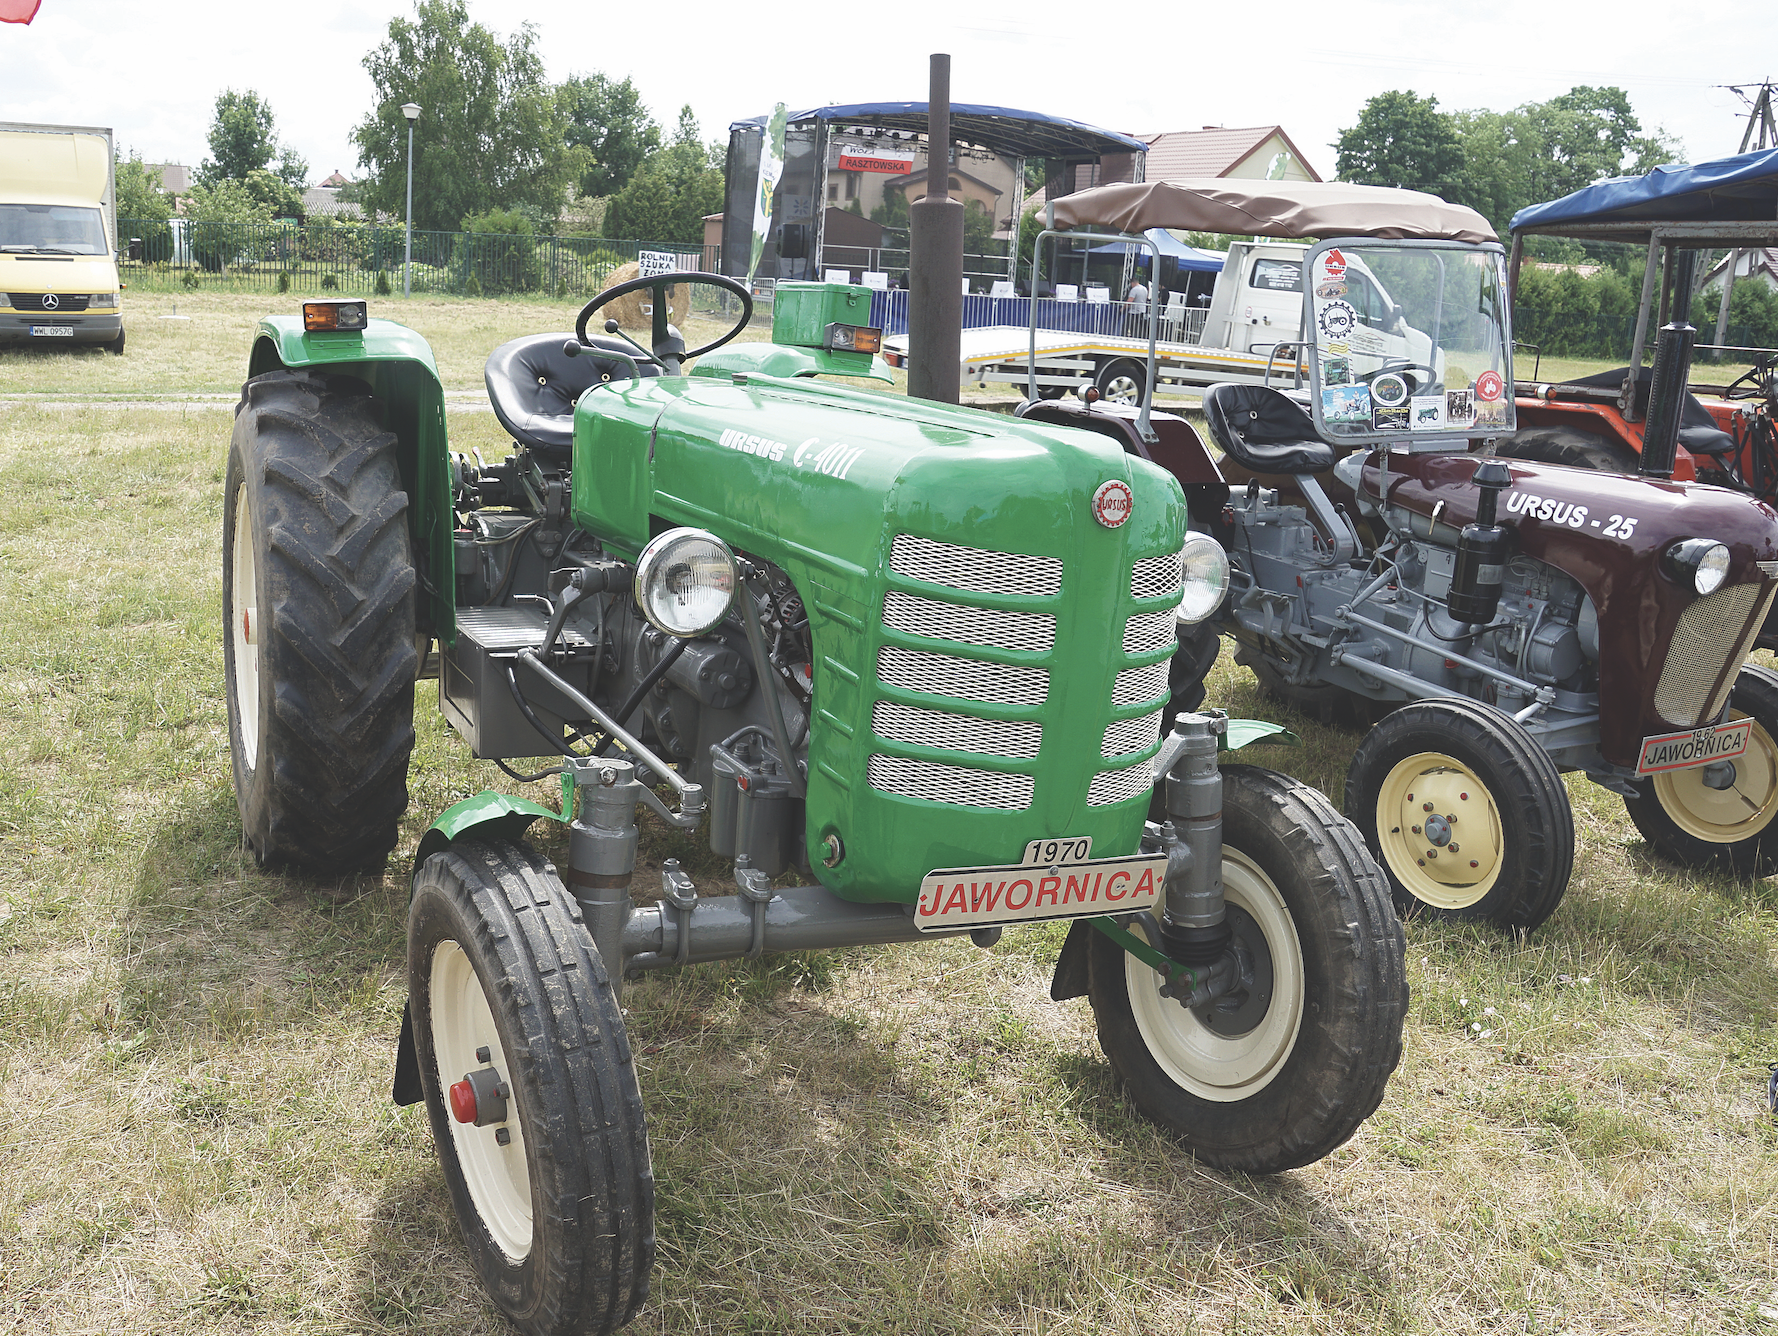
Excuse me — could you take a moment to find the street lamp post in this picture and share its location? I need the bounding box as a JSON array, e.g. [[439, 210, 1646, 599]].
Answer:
[[401, 102, 420, 298]]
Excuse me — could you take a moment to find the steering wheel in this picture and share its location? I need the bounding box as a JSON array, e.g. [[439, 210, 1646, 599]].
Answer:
[[574, 271, 753, 376], [1724, 352, 1777, 402], [1357, 361, 1440, 396]]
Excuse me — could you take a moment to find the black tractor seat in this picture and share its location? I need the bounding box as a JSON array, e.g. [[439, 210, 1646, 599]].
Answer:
[[484, 332, 663, 460], [1568, 365, 1738, 457], [1201, 383, 1337, 474]]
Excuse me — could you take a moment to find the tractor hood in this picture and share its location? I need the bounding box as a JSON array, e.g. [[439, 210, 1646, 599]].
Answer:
[[1362, 450, 1778, 766]]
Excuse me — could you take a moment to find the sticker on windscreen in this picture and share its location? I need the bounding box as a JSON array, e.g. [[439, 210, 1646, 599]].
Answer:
[[1370, 373, 1409, 408], [1411, 396, 1447, 429], [1446, 388, 1476, 428], [1322, 354, 1351, 386], [1323, 383, 1372, 423], [1316, 300, 1358, 343]]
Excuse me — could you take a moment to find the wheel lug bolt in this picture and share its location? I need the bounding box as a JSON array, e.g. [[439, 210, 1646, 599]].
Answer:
[[1422, 802, 1433, 812], [1411, 825, 1421, 834], [1417, 858, 1426, 866], [1449, 843, 1460, 853], [476, 1046, 491, 1063], [1427, 850, 1438, 859], [1459, 793, 1469, 801], [495, 1128, 512, 1146], [1469, 860, 1479, 868]]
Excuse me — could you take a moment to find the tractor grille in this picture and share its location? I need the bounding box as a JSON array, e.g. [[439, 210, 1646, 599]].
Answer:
[[1113, 661, 1170, 707], [1102, 709, 1164, 759], [882, 590, 1056, 651], [1122, 610, 1176, 655], [8, 293, 90, 312], [872, 700, 1042, 759], [890, 533, 1062, 597], [876, 645, 1049, 706], [1131, 552, 1183, 600], [1654, 582, 1775, 727], [1088, 761, 1158, 807], [867, 755, 1034, 811]]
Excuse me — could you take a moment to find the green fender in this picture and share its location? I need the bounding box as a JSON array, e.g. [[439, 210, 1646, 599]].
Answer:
[[691, 343, 895, 384], [246, 314, 457, 644], [1221, 718, 1298, 751], [411, 788, 568, 878]]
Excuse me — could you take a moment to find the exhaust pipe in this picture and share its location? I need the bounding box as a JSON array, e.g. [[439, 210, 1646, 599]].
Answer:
[[1640, 320, 1695, 479]]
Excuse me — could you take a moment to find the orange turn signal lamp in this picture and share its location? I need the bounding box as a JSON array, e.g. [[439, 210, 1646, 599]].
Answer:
[[303, 298, 368, 332], [825, 322, 882, 354]]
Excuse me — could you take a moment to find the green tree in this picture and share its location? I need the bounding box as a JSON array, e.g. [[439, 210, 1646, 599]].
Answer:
[[963, 198, 996, 255], [185, 178, 275, 272], [116, 155, 170, 223], [560, 72, 660, 198], [197, 90, 308, 190], [352, 0, 583, 232], [242, 168, 304, 220], [602, 105, 722, 243], [1333, 90, 1465, 197], [455, 207, 541, 293]]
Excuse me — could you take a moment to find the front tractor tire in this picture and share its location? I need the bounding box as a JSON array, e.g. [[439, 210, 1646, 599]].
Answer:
[[223, 370, 417, 873], [1624, 664, 1778, 876], [1088, 765, 1407, 1174], [409, 840, 654, 1336], [1344, 697, 1573, 933]]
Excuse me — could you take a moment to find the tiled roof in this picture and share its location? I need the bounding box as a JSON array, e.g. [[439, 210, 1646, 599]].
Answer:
[[1137, 126, 1323, 182]]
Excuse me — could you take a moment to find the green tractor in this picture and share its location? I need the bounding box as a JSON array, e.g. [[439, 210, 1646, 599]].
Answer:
[[224, 275, 1407, 1333]]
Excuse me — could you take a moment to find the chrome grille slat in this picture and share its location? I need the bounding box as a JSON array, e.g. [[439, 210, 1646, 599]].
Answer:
[[1131, 552, 1183, 600], [872, 700, 1042, 759], [877, 645, 1049, 706], [1655, 583, 1771, 726], [1113, 660, 1170, 707], [1122, 610, 1176, 656], [883, 590, 1056, 652], [1102, 710, 1164, 759], [868, 754, 1034, 810], [890, 534, 1062, 597], [1088, 761, 1156, 806]]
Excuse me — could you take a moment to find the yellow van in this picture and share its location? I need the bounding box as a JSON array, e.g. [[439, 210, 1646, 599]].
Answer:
[[0, 122, 124, 354]]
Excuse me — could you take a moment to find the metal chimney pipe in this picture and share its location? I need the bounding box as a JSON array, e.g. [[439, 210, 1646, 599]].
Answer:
[[907, 53, 964, 403], [1640, 320, 1696, 480]]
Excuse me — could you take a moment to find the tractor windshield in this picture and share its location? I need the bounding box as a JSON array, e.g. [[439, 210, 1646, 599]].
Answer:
[[1306, 242, 1514, 441]]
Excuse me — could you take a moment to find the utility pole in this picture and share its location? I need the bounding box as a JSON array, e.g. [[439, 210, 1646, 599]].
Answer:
[[402, 102, 421, 299], [1713, 83, 1777, 353]]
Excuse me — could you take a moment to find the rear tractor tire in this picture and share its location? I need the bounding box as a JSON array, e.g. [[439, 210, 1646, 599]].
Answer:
[[409, 839, 654, 1335], [1624, 664, 1778, 877], [223, 370, 417, 873], [1344, 697, 1573, 933], [1088, 765, 1407, 1174]]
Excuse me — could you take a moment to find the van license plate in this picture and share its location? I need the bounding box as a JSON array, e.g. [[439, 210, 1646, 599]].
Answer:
[[30, 326, 73, 337], [916, 835, 1166, 932], [1635, 719, 1753, 776]]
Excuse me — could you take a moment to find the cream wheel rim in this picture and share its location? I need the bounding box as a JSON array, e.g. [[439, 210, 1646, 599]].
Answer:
[[1374, 751, 1503, 910], [228, 488, 260, 771], [1652, 710, 1778, 844], [1123, 850, 1305, 1102], [432, 941, 533, 1260]]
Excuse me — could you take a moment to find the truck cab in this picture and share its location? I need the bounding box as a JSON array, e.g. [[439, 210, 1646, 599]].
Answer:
[[0, 123, 124, 354]]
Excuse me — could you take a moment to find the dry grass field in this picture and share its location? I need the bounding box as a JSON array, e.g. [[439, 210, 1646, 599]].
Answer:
[[1, 295, 1776, 1334]]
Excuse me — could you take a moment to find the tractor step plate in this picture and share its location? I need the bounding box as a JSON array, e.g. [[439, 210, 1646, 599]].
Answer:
[[1635, 719, 1753, 776], [915, 837, 1166, 932]]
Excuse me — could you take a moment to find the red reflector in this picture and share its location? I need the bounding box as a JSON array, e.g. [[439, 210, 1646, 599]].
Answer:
[[737, 775, 750, 791], [449, 1079, 477, 1124]]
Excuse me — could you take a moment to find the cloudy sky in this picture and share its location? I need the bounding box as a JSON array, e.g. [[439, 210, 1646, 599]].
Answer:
[[2, 0, 1769, 187]]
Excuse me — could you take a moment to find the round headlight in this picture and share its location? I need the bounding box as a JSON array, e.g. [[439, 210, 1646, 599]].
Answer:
[[1177, 531, 1230, 623], [634, 528, 737, 636], [1665, 538, 1731, 597]]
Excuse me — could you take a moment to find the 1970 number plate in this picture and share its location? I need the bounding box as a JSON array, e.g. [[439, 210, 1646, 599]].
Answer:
[[916, 834, 1166, 932]]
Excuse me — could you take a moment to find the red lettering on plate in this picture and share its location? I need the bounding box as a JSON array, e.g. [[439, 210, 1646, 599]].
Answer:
[[969, 880, 1005, 913], [918, 889, 942, 916], [1106, 870, 1133, 900], [1132, 867, 1156, 900], [1005, 879, 1033, 911], [942, 884, 968, 915], [1065, 873, 1090, 904], [1036, 876, 1061, 907]]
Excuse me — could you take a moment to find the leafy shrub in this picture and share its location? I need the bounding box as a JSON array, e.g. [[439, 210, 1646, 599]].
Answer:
[[454, 208, 540, 294], [375, 270, 392, 296], [277, 271, 291, 293]]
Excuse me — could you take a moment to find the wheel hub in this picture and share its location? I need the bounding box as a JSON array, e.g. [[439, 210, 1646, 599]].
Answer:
[[1190, 904, 1273, 1037], [1653, 711, 1778, 844], [1375, 753, 1503, 909]]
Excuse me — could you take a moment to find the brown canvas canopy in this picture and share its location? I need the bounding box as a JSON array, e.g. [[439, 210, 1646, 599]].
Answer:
[[1047, 178, 1497, 245]]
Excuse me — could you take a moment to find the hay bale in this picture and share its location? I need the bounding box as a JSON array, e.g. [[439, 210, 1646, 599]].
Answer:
[[599, 260, 691, 329]]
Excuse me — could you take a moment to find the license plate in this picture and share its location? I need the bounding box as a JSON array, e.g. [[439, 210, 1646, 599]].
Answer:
[[1636, 718, 1753, 776], [916, 834, 1166, 931], [30, 326, 73, 337]]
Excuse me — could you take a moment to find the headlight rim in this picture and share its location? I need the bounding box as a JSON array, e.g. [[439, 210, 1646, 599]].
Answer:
[[1664, 537, 1731, 598], [1176, 530, 1230, 625], [633, 526, 739, 638]]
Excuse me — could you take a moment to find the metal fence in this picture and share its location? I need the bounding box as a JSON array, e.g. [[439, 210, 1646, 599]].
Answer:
[[117, 218, 715, 296]]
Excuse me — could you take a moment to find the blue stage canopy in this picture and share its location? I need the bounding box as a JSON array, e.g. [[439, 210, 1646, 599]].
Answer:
[[1085, 228, 1226, 271], [1511, 147, 1778, 235], [729, 103, 1146, 160]]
